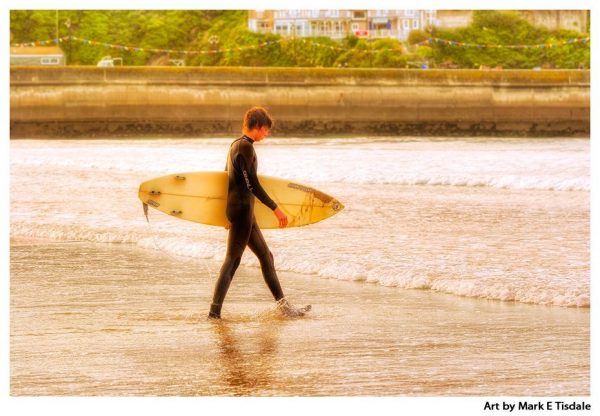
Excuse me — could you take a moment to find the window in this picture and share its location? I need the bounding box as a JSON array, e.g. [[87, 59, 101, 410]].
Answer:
[[351, 23, 359, 31], [41, 57, 59, 65], [311, 10, 320, 18], [353, 11, 366, 19], [275, 24, 290, 34], [413, 19, 419, 29], [406, 10, 415, 16], [403, 19, 409, 30]]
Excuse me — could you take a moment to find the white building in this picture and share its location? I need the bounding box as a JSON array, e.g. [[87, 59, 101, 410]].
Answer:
[[249, 10, 589, 41], [248, 10, 436, 40]]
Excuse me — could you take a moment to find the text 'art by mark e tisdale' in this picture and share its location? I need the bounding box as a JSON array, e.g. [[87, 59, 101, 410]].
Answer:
[[484, 400, 591, 412]]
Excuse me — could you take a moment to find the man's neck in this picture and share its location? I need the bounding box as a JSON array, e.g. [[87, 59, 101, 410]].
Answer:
[[242, 133, 255, 143]]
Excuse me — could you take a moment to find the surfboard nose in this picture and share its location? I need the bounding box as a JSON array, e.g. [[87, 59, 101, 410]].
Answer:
[[331, 199, 344, 213]]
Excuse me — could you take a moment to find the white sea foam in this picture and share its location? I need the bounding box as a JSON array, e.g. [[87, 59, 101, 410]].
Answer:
[[10, 138, 590, 307], [11, 138, 589, 191]]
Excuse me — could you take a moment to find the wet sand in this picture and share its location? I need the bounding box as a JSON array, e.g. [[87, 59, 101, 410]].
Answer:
[[10, 239, 589, 396]]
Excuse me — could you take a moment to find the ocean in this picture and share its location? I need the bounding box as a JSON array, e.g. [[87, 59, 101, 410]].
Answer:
[[10, 136, 590, 396], [10, 137, 590, 307]]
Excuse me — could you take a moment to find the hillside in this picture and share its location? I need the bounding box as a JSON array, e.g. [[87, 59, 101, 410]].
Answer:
[[10, 10, 590, 69]]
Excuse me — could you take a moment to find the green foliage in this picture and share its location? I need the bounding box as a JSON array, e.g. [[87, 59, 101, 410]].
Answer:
[[334, 39, 371, 67], [342, 34, 359, 48], [10, 10, 589, 69], [407, 30, 429, 45], [371, 38, 406, 68], [425, 10, 589, 69], [10, 10, 58, 44]]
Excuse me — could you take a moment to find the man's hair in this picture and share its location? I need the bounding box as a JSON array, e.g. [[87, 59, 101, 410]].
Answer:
[[243, 106, 273, 131]]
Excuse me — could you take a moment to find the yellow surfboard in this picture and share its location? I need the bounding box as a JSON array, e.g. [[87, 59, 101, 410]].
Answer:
[[138, 172, 344, 229]]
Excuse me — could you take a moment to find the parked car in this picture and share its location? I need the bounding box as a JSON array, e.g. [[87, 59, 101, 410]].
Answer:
[[97, 56, 114, 67]]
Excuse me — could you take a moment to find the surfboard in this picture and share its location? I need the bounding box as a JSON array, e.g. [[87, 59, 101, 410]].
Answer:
[[138, 171, 344, 229]]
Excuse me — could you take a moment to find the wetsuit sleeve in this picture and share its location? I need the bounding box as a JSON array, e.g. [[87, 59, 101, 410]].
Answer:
[[236, 143, 278, 211]]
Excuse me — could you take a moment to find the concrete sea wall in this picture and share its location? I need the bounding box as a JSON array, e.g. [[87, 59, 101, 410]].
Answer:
[[10, 66, 590, 138]]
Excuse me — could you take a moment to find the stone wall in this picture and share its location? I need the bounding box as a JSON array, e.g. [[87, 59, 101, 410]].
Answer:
[[10, 66, 590, 138]]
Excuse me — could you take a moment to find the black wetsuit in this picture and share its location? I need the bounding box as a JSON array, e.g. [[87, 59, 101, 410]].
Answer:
[[209, 135, 284, 318]]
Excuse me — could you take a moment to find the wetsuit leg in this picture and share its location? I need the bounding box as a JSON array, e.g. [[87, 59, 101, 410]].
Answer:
[[247, 217, 285, 301], [210, 207, 253, 318]]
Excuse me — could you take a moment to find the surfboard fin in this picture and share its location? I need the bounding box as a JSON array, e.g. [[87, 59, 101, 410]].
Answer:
[[143, 202, 149, 223]]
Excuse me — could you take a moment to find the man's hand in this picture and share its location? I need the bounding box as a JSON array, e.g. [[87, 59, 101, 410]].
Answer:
[[274, 207, 288, 228]]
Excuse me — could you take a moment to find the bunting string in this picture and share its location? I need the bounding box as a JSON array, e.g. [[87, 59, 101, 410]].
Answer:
[[10, 35, 590, 55], [413, 36, 590, 49], [10, 36, 286, 55]]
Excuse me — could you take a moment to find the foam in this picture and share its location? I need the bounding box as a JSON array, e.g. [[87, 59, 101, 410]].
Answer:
[[10, 137, 590, 308], [10, 219, 589, 308], [11, 138, 589, 191]]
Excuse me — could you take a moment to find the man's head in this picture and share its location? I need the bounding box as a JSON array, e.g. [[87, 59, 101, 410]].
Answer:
[[243, 106, 273, 141]]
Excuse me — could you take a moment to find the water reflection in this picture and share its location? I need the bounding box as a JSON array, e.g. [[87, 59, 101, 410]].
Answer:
[[211, 318, 284, 395]]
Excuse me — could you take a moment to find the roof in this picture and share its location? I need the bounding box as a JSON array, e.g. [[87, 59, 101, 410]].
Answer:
[[10, 46, 65, 56]]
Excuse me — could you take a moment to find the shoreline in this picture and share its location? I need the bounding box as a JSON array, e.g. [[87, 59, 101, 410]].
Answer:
[[10, 235, 590, 310], [9, 135, 592, 141], [10, 239, 590, 395]]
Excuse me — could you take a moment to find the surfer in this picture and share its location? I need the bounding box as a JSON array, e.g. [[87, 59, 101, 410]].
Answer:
[[208, 107, 308, 319]]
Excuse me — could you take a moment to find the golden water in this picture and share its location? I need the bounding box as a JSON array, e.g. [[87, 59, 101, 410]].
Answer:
[[11, 240, 589, 396]]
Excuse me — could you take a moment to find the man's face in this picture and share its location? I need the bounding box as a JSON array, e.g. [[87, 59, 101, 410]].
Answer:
[[254, 126, 270, 142]]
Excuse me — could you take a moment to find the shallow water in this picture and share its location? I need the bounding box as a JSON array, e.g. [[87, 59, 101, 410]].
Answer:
[[11, 241, 589, 396]]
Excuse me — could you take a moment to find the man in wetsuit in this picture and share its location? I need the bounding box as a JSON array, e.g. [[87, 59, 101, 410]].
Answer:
[[208, 107, 306, 319]]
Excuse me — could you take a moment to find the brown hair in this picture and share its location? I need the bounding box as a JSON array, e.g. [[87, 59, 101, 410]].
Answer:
[[243, 106, 273, 131]]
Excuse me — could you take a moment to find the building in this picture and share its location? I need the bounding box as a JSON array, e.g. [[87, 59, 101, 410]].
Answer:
[[434, 10, 588, 33], [10, 46, 65, 66], [248, 10, 275, 33], [519, 10, 588, 33], [369, 10, 436, 40], [249, 10, 589, 42], [249, 10, 357, 39], [248, 10, 436, 40], [433, 10, 473, 29]]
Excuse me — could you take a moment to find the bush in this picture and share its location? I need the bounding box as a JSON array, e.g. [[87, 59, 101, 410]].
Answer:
[[424, 10, 589, 69], [10, 10, 589, 69]]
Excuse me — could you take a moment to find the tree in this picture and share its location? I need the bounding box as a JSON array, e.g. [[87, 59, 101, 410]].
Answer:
[[9, 10, 590, 69]]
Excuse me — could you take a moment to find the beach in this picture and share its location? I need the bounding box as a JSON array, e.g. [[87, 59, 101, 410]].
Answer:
[[11, 239, 589, 396], [10, 137, 590, 396]]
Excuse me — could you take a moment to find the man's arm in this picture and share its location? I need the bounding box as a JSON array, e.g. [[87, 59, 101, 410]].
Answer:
[[236, 143, 288, 228], [236, 144, 278, 211]]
